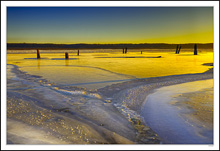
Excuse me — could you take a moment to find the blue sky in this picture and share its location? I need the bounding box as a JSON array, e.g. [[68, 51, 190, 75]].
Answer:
[[7, 7, 213, 44]]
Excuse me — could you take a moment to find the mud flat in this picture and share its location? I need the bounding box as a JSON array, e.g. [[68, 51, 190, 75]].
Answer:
[[7, 63, 213, 144], [7, 65, 159, 144], [141, 79, 213, 144]]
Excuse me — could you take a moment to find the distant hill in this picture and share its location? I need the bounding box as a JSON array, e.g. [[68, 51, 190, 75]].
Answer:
[[7, 43, 213, 50]]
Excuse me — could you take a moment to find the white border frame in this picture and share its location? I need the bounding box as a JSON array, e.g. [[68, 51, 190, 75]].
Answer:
[[1, 1, 219, 150]]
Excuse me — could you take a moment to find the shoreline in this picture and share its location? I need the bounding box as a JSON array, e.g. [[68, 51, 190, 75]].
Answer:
[[6, 64, 213, 144], [98, 66, 213, 112], [173, 86, 213, 129], [140, 79, 213, 144]]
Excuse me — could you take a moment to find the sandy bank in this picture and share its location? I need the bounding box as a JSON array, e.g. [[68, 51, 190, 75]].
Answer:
[[7, 64, 213, 144], [173, 85, 213, 129], [98, 66, 213, 112], [7, 64, 158, 144], [140, 79, 213, 144]]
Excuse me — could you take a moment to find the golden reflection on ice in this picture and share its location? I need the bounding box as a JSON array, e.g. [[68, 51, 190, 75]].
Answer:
[[7, 50, 213, 89]]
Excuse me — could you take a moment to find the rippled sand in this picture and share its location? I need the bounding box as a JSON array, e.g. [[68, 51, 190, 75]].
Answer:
[[175, 87, 213, 129], [7, 65, 159, 144], [141, 79, 213, 144], [6, 51, 213, 144], [7, 62, 213, 144]]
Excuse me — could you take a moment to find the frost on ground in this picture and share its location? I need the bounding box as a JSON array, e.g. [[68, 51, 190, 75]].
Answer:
[[7, 65, 158, 144], [140, 79, 213, 144], [6, 64, 213, 144]]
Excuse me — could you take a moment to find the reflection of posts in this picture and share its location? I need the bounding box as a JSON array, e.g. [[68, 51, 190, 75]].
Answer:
[[141, 51, 142, 54], [194, 44, 197, 55], [37, 59, 40, 70], [77, 50, 79, 56], [65, 59, 69, 66], [175, 45, 179, 54], [65, 52, 69, 59], [37, 49, 41, 59]]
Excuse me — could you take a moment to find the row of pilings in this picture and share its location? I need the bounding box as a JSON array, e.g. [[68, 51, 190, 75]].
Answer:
[[36, 50, 80, 59], [122, 45, 198, 55], [36, 44, 198, 59], [175, 44, 198, 55], [175, 45, 181, 54], [122, 47, 128, 54]]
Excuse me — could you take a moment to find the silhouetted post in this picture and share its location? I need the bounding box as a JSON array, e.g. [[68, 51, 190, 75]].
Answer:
[[194, 44, 197, 55], [77, 50, 79, 56], [123, 48, 124, 54], [141, 51, 142, 54], [178, 46, 181, 54], [37, 49, 40, 59], [175, 45, 179, 54], [65, 52, 69, 59], [125, 47, 127, 54]]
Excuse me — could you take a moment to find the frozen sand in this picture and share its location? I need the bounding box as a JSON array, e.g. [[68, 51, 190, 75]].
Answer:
[[7, 118, 69, 144], [7, 62, 213, 144], [7, 65, 157, 144], [141, 79, 213, 144], [176, 87, 213, 129]]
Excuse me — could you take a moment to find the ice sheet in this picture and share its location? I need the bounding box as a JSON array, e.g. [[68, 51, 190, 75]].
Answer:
[[7, 51, 213, 89], [141, 80, 213, 144], [6, 50, 214, 144]]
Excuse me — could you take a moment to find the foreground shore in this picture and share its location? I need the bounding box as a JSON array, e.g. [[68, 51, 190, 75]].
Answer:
[[7, 64, 213, 144], [141, 79, 213, 144]]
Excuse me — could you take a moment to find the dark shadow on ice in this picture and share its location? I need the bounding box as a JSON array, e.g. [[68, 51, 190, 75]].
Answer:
[[202, 63, 213, 66], [51, 58, 77, 60], [24, 58, 77, 60], [178, 54, 199, 56], [24, 58, 48, 60], [96, 56, 162, 58]]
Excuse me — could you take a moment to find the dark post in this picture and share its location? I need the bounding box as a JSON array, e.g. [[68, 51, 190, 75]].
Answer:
[[65, 52, 69, 59], [141, 51, 142, 54], [175, 45, 179, 54], [77, 50, 79, 56], [123, 48, 124, 54], [194, 44, 197, 55], [125, 47, 127, 54], [37, 49, 41, 59], [178, 46, 181, 54]]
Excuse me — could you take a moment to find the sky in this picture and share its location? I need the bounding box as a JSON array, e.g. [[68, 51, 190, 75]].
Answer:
[[7, 7, 213, 44]]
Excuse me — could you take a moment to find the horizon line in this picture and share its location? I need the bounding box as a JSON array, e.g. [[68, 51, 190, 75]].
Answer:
[[7, 42, 213, 45]]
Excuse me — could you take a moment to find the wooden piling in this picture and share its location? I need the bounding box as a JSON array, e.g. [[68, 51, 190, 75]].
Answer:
[[37, 49, 40, 59], [141, 51, 142, 54], [123, 48, 124, 54], [77, 50, 79, 56], [194, 44, 197, 55], [175, 45, 179, 54], [178, 46, 181, 54], [65, 52, 69, 59], [125, 47, 127, 54]]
